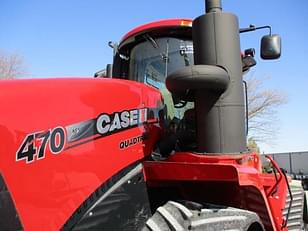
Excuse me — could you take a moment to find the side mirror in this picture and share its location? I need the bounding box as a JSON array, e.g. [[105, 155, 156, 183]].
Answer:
[[94, 64, 113, 78], [261, 34, 281, 60]]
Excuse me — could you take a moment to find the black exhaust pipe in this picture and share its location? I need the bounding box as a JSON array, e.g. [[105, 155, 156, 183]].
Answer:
[[205, 0, 222, 13], [167, 0, 246, 153], [193, 0, 246, 153]]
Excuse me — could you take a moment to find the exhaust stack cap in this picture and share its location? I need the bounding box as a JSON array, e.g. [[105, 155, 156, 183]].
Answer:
[[206, 0, 222, 13]]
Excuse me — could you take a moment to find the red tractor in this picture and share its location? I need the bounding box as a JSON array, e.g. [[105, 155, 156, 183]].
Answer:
[[0, 0, 307, 230]]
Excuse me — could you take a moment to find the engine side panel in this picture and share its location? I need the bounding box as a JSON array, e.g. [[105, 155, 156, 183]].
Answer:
[[0, 78, 162, 231]]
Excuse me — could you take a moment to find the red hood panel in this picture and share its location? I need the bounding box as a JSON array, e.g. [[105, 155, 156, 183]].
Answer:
[[0, 78, 162, 230]]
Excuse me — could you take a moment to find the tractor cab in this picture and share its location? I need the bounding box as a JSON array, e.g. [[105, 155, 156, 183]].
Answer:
[[98, 19, 263, 122], [111, 20, 197, 153], [112, 20, 196, 111], [101, 18, 281, 156]]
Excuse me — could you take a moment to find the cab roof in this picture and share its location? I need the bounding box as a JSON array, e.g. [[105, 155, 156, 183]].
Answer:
[[120, 19, 192, 44]]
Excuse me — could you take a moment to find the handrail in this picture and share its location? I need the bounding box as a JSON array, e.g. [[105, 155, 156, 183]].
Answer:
[[281, 169, 293, 228], [265, 155, 293, 228], [265, 155, 283, 196]]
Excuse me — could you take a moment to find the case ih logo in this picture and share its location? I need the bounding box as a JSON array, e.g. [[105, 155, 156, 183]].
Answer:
[[16, 108, 157, 164], [96, 109, 147, 135]]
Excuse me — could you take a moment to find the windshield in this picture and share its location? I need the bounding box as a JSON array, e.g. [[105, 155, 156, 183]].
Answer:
[[129, 36, 194, 119], [129, 37, 194, 89]]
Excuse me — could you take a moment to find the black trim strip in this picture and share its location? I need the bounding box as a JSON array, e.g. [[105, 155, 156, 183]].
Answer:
[[64, 124, 140, 151], [64, 107, 161, 151], [61, 160, 142, 231]]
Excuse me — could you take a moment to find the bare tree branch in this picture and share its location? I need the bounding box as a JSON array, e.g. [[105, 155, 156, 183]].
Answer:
[[245, 74, 287, 144], [0, 51, 27, 79]]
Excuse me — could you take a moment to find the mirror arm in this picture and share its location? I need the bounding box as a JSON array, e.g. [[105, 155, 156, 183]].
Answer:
[[240, 25, 272, 35], [108, 41, 119, 56], [255, 25, 272, 35]]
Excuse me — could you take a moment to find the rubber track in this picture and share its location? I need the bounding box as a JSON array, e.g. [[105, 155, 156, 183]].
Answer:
[[283, 181, 306, 231], [142, 201, 264, 231]]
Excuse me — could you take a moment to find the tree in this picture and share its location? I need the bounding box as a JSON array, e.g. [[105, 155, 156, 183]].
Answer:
[[0, 51, 26, 79], [245, 74, 287, 144], [247, 137, 260, 153]]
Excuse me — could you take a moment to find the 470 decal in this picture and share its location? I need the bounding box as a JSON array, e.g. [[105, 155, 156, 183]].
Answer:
[[16, 108, 158, 164], [16, 127, 66, 163]]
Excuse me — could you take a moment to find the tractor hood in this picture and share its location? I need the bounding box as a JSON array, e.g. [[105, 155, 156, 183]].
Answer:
[[0, 77, 162, 231]]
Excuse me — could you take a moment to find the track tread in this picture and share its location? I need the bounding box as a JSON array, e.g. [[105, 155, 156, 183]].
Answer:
[[142, 201, 264, 231], [283, 182, 306, 230]]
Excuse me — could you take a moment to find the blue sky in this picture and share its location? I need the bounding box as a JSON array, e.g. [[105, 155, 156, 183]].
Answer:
[[1, 0, 308, 153]]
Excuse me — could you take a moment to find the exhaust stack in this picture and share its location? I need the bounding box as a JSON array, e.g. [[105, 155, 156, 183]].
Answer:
[[193, 0, 246, 153], [167, 0, 246, 153]]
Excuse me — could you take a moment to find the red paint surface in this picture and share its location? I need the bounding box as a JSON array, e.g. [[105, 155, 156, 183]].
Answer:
[[144, 152, 288, 231], [0, 78, 162, 231], [121, 18, 192, 42]]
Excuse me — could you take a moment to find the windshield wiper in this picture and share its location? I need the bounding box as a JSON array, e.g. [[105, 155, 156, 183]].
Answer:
[[143, 35, 169, 77], [143, 34, 159, 49], [164, 39, 169, 77]]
